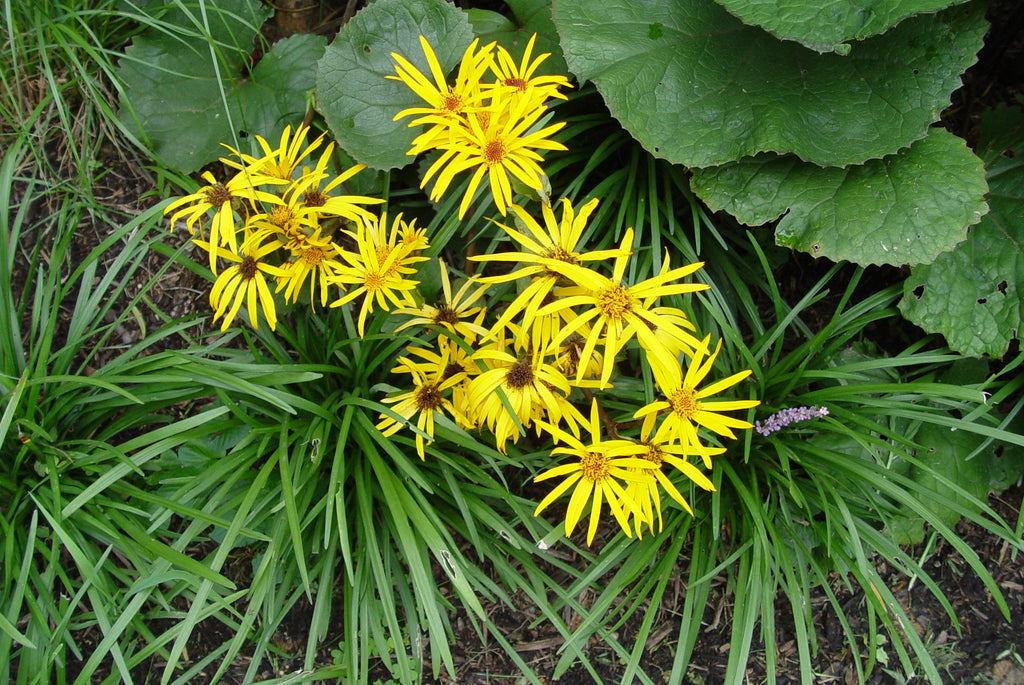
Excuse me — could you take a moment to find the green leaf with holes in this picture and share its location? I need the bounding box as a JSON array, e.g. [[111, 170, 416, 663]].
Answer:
[[116, 0, 327, 173], [315, 0, 475, 170], [550, 0, 986, 167], [468, 0, 567, 76], [689, 127, 988, 266], [710, 0, 971, 54], [887, 401, 1024, 546], [887, 422, 992, 545], [899, 105, 1024, 358]]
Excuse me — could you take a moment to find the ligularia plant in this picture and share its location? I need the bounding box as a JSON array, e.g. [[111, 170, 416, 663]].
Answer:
[[164, 34, 759, 546]]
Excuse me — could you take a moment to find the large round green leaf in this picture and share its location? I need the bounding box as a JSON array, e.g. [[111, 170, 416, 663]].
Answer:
[[711, 0, 970, 54], [468, 0, 568, 76], [551, 0, 986, 167], [116, 0, 328, 174], [899, 106, 1024, 358], [315, 0, 474, 171], [690, 128, 988, 266]]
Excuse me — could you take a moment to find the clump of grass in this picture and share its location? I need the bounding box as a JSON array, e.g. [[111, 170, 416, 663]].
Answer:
[[0, 0, 151, 187], [0, 5, 323, 679], [0, 118, 343, 682]]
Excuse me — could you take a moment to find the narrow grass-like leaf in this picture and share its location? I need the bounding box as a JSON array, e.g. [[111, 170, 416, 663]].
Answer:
[[62, 406, 230, 518], [160, 447, 280, 685], [276, 430, 312, 598]]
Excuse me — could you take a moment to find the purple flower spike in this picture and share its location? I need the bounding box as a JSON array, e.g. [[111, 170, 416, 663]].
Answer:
[[755, 406, 830, 437]]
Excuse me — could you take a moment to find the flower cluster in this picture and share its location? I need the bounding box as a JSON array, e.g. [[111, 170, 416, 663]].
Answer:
[[377, 192, 759, 543], [164, 34, 761, 548], [379, 37, 759, 543], [389, 34, 570, 218], [755, 405, 830, 436], [164, 125, 427, 334]]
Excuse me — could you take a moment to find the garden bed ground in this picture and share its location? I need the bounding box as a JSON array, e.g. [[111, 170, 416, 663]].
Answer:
[[241, 489, 1024, 685], [14, 0, 1023, 681]]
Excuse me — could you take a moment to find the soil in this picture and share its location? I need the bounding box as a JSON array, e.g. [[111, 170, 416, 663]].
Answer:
[[9, 0, 1024, 683]]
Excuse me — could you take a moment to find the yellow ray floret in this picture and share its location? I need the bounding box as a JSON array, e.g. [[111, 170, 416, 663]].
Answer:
[[422, 94, 566, 218], [533, 400, 658, 545], [537, 228, 709, 388], [194, 228, 289, 331], [634, 337, 760, 448]]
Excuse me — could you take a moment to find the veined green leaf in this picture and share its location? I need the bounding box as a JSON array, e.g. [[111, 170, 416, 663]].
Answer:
[[468, 0, 567, 75], [117, 0, 325, 173], [551, 0, 986, 167], [690, 128, 988, 266], [900, 105, 1024, 357], [712, 0, 971, 54], [315, 0, 474, 170]]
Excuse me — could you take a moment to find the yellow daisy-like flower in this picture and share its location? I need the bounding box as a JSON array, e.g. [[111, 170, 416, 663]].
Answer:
[[533, 399, 657, 546], [492, 199, 615, 270], [466, 332, 578, 452], [395, 259, 490, 340], [398, 220, 430, 253], [164, 170, 281, 271], [377, 351, 468, 459], [490, 33, 571, 107], [637, 259, 704, 363], [330, 213, 426, 337], [641, 303, 702, 365], [625, 419, 723, 537], [553, 324, 606, 384], [634, 337, 760, 448], [193, 229, 288, 331], [274, 227, 347, 308], [249, 200, 306, 238], [246, 123, 326, 185], [390, 36, 495, 150], [397, 338, 479, 429], [423, 94, 567, 218], [287, 145, 383, 226], [537, 228, 710, 387], [471, 198, 625, 346], [349, 211, 428, 277], [399, 337, 480, 381]]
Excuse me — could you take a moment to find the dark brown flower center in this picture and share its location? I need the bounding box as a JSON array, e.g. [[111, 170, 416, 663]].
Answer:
[[442, 362, 464, 381], [415, 384, 443, 410], [433, 306, 460, 325], [304, 189, 327, 208], [239, 256, 258, 280], [205, 184, 232, 207], [559, 336, 587, 377], [505, 357, 534, 388]]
